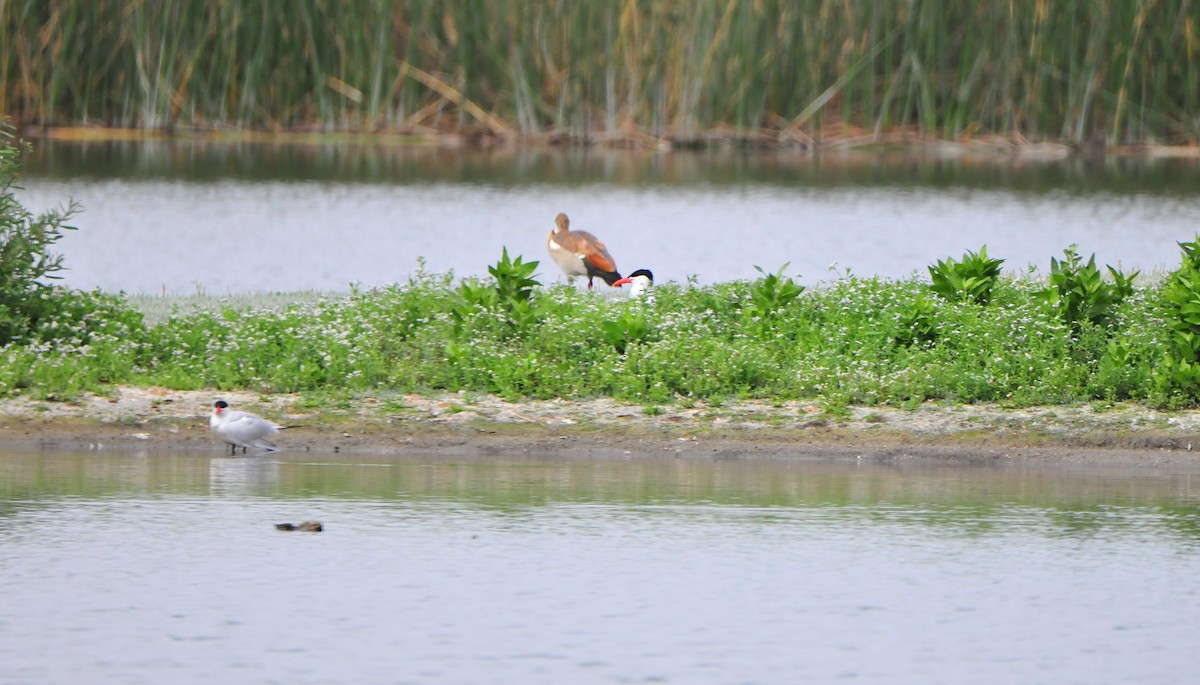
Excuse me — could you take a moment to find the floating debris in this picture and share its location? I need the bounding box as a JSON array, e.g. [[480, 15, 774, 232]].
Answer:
[[275, 521, 323, 532]]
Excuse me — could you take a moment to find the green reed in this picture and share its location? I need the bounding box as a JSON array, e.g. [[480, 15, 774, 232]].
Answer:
[[3, 1, 1199, 142]]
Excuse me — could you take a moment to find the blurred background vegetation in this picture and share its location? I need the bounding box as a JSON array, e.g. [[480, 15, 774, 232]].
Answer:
[[2, 0, 1198, 145]]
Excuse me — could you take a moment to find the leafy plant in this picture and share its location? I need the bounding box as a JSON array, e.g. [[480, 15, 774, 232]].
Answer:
[[454, 278, 499, 313], [928, 246, 1004, 304], [1155, 238, 1200, 404], [601, 308, 650, 354], [894, 294, 939, 346], [452, 248, 541, 333], [745, 264, 804, 335], [1037, 245, 1138, 330], [488, 247, 540, 306], [0, 124, 80, 344], [1094, 336, 1148, 402]]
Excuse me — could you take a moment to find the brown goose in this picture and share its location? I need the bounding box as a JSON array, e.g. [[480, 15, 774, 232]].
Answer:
[[545, 212, 622, 289]]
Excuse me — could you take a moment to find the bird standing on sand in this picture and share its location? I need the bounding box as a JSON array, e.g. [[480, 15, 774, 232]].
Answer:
[[210, 400, 281, 454], [545, 212, 622, 289], [613, 269, 654, 298]]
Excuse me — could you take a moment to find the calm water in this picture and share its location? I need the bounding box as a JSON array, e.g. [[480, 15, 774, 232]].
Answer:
[[14, 140, 1200, 294], [2, 450, 1199, 684]]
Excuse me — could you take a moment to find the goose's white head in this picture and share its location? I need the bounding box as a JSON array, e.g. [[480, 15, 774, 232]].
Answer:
[[613, 269, 653, 298]]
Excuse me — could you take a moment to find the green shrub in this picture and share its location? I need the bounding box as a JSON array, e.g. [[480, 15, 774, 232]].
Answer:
[[453, 248, 541, 334], [601, 308, 651, 354], [0, 124, 81, 345], [1037, 244, 1138, 331], [489, 247, 540, 306], [928, 246, 1004, 305], [744, 264, 805, 337], [0, 125, 152, 399], [1154, 238, 1200, 405], [894, 294, 939, 347]]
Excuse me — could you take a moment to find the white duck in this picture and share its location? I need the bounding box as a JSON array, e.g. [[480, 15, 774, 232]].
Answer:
[[210, 400, 281, 454], [613, 269, 654, 298]]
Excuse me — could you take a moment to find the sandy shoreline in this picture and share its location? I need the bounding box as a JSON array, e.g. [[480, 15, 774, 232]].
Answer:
[[2, 386, 1200, 469]]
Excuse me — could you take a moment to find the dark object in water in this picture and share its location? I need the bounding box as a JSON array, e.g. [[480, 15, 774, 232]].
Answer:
[[276, 521, 323, 532]]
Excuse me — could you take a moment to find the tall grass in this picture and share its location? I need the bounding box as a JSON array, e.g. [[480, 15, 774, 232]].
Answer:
[[3, 1, 1199, 144]]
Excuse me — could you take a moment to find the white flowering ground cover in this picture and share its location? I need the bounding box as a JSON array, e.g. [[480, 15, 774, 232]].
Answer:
[[0, 265, 1181, 413]]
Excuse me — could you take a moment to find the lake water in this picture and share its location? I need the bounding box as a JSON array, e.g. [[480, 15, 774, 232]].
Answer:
[[2, 449, 1199, 684], [14, 140, 1200, 294], [8, 140, 1200, 682]]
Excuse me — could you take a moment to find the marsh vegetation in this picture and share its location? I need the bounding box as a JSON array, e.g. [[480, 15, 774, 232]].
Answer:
[[3, 1, 1199, 145]]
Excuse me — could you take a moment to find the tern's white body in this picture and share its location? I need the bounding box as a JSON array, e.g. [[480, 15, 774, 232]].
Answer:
[[624, 273, 652, 298], [210, 402, 280, 453], [613, 269, 654, 298]]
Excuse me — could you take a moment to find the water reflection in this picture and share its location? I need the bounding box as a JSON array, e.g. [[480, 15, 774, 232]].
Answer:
[[206, 456, 281, 498], [3, 449, 1199, 512], [2, 449, 1199, 684], [22, 138, 1200, 194]]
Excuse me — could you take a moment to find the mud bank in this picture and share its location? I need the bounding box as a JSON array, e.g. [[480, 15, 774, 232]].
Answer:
[[2, 387, 1200, 468]]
